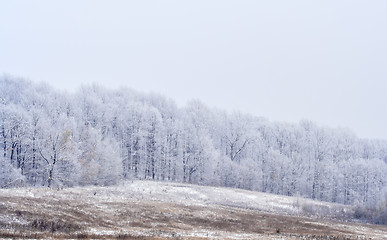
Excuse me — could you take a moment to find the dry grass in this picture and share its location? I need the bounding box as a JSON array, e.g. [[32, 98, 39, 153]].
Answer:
[[0, 181, 386, 239]]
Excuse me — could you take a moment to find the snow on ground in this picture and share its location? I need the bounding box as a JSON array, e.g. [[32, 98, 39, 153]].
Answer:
[[0, 180, 386, 239], [104, 180, 351, 217]]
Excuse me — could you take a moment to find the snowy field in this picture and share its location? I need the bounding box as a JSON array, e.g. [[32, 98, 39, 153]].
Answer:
[[0, 180, 386, 239]]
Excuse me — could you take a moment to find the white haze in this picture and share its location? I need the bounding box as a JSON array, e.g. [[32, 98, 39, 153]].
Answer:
[[0, 1, 387, 139]]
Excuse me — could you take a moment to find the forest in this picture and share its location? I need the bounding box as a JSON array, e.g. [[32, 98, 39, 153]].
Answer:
[[1, 76, 386, 223]]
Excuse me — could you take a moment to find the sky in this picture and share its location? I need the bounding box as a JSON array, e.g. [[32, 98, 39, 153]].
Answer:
[[1, 1, 387, 139]]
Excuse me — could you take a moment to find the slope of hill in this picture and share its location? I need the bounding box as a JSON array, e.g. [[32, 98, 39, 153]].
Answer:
[[2, 77, 387, 213], [0, 181, 386, 239]]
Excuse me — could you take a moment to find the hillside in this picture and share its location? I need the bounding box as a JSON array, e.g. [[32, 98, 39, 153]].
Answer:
[[2, 77, 387, 217], [0, 181, 386, 239]]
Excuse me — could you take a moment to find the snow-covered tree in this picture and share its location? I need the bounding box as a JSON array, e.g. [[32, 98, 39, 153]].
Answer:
[[0, 156, 24, 188]]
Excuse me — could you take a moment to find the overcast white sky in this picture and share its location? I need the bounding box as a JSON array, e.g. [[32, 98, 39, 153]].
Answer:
[[1, 1, 387, 139]]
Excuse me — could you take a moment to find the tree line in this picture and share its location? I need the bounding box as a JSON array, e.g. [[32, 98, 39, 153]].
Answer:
[[1, 76, 386, 219]]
